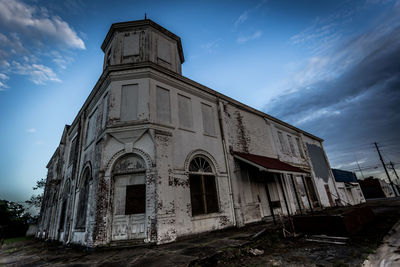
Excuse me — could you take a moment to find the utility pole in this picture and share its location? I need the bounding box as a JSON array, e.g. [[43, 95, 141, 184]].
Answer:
[[374, 142, 398, 197], [390, 161, 400, 180]]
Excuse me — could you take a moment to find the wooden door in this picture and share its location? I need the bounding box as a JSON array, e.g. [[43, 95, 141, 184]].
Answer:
[[112, 173, 146, 241]]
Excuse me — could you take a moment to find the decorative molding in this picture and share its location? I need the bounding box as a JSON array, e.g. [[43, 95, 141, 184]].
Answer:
[[104, 147, 154, 177], [184, 149, 220, 175]]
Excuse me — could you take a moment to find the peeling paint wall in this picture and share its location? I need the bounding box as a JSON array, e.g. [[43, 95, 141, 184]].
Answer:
[[38, 20, 342, 248]]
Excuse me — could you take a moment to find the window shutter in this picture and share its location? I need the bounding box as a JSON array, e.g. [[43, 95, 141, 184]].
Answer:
[[189, 174, 204, 215], [204, 175, 219, 213]]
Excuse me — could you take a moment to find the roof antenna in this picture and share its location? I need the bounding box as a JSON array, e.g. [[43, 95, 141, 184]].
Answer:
[[144, 13, 147, 20]]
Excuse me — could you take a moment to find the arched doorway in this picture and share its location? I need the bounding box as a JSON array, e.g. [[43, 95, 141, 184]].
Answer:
[[111, 154, 147, 241]]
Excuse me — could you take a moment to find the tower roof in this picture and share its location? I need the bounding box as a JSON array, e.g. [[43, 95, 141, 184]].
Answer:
[[101, 19, 185, 63]]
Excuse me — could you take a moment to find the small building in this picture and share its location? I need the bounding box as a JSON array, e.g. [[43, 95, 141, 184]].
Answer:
[[359, 177, 396, 199], [37, 19, 343, 248], [331, 169, 365, 205]]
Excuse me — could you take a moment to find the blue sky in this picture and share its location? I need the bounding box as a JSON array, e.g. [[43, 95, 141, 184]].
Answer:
[[0, 0, 399, 203]]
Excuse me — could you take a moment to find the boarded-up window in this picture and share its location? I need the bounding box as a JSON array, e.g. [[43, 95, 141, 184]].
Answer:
[[59, 199, 67, 231], [278, 131, 288, 153], [102, 94, 108, 129], [156, 86, 171, 123], [125, 184, 146, 214], [123, 34, 139, 56], [178, 94, 193, 129], [76, 168, 90, 229], [87, 110, 97, 144], [189, 156, 219, 216], [157, 37, 171, 63], [201, 103, 215, 136], [287, 135, 296, 155], [296, 137, 305, 158], [121, 84, 138, 121], [68, 137, 78, 166]]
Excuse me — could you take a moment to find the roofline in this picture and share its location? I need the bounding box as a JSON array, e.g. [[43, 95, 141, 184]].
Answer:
[[65, 61, 323, 142], [233, 154, 308, 175], [101, 19, 185, 63]]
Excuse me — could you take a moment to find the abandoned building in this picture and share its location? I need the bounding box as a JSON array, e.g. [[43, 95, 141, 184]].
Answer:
[[37, 19, 345, 247], [359, 177, 398, 199], [331, 169, 365, 205]]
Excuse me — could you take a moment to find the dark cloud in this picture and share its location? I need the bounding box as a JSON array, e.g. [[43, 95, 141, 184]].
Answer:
[[264, 5, 400, 179]]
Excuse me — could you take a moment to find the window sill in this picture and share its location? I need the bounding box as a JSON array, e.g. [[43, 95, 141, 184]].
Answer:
[[178, 127, 196, 133], [203, 132, 217, 138], [191, 212, 221, 221]]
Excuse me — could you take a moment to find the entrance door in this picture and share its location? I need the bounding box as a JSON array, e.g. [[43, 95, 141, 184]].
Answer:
[[295, 175, 311, 210], [304, 176, 320, 208], [112, 173, 146, 241]]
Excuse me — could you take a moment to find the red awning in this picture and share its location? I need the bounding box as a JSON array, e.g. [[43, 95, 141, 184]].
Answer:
[[233, 151, 308, 174]]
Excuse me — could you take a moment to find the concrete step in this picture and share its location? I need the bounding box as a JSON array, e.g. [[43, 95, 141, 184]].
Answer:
[[109, 238, 146, 248]]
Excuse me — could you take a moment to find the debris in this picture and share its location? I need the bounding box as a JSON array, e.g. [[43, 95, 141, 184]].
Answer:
[[252, 228, 266, 239], [305, 235, 348, 245], [249, 248, 264, 256]]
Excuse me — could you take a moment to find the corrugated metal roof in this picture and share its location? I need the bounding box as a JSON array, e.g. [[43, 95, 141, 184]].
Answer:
[[234, 151, 308, 174], [331, 168, 358, 183]]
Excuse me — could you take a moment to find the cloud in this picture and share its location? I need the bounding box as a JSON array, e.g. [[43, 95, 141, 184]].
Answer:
[[0, 0, 85, 49], [237, 30, 263, 44], [50, 51, 74, 70], [0, 81, 8, 90], [234, 0, 267, 28], [13, 61, 61, 84], [0, 0, 83, 88], [200, 38, 222, 54], [264, 1, 400, 178], [0, 73, 9, 80], [26, 128, 37, 133]]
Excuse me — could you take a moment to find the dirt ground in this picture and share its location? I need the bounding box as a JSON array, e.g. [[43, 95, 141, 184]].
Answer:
[[192, 198, 400, 266], [1, 198, 400, 266]]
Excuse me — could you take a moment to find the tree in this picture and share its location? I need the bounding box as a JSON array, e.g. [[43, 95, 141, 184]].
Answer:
[[25, 178, 46, 210], [0, 200, 32, 239]]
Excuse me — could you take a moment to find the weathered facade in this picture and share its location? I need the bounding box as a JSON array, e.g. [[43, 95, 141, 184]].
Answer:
[[37, 19, 343, 247], [331, 168, 366, 205]]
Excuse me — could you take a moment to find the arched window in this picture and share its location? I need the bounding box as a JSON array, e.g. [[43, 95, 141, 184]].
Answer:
[[189, 156, 219, 216], [59, 180, 70, 231], [76, 167, 91, 229]]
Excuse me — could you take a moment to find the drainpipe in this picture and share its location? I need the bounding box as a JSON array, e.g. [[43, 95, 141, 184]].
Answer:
[[217, 98, 236, 227]]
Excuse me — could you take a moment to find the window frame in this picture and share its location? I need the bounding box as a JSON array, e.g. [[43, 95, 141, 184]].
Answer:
[[287, 134, 296, 155], [156, 86, 171, 124], [201, 102, 216, 136], [277, 131, 288, 154], [75, 167, 91, 230], [177, 94, 193, 130], [188, 156, 219, 216]]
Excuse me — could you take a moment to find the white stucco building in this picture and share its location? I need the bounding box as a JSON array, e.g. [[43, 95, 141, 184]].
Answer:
[[37, 19, 342, 247]]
